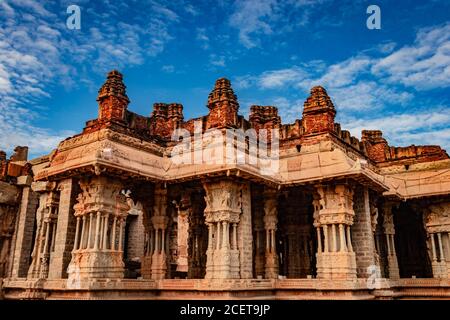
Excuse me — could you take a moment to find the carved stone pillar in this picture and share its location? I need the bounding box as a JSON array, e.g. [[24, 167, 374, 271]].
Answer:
[[48, 178, 78, 279], [263, 188, 278, 279], [150, 185, 169, 280], [383, 202, 400, 279], [134, 185, 154, 280], [175, 192, 191, 273], [67, 176, 130, 281], [252, 186, 265, 279], [424, 202, 450, 279], [203, 180, 251, 279], [27, 182, 59, 279], [314, 184, 356, 280], [10, 183, 39, 278], [0, 180, 20, 280]]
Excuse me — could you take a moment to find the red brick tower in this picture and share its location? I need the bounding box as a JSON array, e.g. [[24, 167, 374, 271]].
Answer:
[[97, 70, 130, 123], [302, 86, 336, 135], [206, 78, 239, 129]]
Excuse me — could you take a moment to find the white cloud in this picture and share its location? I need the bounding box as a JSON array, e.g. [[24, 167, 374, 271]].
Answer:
[[196, 28, 210, 49], [235, 23, 450, 150], [259, 67, 306, 88], [229, 0, 276, 48], [372, 23, 450, 90], [309, 56, 372, 89], [341, 108, 450, 150], [229, 0, 327, 48], [209, 54, 226, 67], [185, 4, 199, 16], [326, 81, 413, 111], [162, 65, 175, 73], [0, 0, 180, 156]]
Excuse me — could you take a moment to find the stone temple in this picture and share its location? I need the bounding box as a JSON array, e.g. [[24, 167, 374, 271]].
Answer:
[[0, 70, 450, 299]]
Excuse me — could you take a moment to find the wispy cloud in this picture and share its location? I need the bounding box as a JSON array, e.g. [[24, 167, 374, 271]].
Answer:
[[209, 54, 226, 67], [162, 65, 175, 73], [228, 0, 327, 48], [372, 23, 450, 90], [0, 0, 180, 156], [196, 27, 210, 50], [342, 108, 450, 149], [234, 23, 450, 149]]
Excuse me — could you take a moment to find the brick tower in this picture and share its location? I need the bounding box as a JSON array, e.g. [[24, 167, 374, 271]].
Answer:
[[302, 86, 336, 135], [206, 78, 239, 129], [97, 70, 130, 123]]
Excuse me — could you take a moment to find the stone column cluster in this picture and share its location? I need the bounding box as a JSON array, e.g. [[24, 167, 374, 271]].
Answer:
[[382, 203, 400, 279], [27, 182, 59, 279], [314, 184, 356, 280], [203, 180, 245, 279], [263, 188, 278, 279], [67, 176, 130, 280], [141, 184, 169, 280], [424, 202, 450, 279]]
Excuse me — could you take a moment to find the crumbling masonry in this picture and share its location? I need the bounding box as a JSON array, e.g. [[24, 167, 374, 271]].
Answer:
[[1, 70, 450, 299]]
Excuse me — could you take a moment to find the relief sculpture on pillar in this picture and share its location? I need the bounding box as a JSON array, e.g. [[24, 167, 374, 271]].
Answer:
[[314, 184, 356, 280], [67, 176, 130, 283], [424, 202, 450, 279], [203, 180, 243, 280]]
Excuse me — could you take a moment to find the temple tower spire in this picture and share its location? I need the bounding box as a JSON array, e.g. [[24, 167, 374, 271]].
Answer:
[[206, 78, 239, 129], [97, 70, 130, 122], [302, 86, 336, 135]]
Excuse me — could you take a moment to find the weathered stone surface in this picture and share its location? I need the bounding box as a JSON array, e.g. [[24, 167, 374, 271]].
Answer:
[[1, 71, 450, 299]]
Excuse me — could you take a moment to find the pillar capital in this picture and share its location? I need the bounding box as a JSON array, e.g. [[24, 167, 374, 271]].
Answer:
[[203, 180, 242, 223], [382, 202, 396, 235], [424, 202, 450, 234], [315, 183, 355, 225]]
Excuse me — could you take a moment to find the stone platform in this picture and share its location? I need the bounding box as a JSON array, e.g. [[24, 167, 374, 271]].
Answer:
[[3, 278, 450, 300]]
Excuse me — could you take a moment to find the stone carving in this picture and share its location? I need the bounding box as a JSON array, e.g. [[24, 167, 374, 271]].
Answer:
[[2, 71, 450, 299], [314, 184, 356, 280], [425, 202, 450, 233], [67, 176, 130, 281]]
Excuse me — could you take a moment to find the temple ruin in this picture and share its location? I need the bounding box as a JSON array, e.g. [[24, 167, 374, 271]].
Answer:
[[0, 70, 449, 299]]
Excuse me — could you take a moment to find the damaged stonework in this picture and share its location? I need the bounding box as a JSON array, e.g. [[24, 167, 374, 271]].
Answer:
[[1, 71, 450, 300]]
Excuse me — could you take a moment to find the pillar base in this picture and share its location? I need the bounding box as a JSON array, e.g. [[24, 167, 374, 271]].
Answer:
[[210, 248, 231, 279], [205, 249, 214, 279], [316, 252, 356, 280], [254, 252, 265, 278], [230, 249, 240, 279], [151, 253, 167, 280], [387, 255, 400, 280], [432, 261, 448, 279], [141, 255, 152, 279], [265, 252, 279, 279], [67, 250, 125, 281]]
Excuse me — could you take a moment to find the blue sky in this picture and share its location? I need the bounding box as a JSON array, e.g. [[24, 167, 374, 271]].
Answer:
[[0, 0, 449, 158]]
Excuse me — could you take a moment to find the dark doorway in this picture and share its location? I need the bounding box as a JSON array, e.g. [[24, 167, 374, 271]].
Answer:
[[394, 202, 432, 278]]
